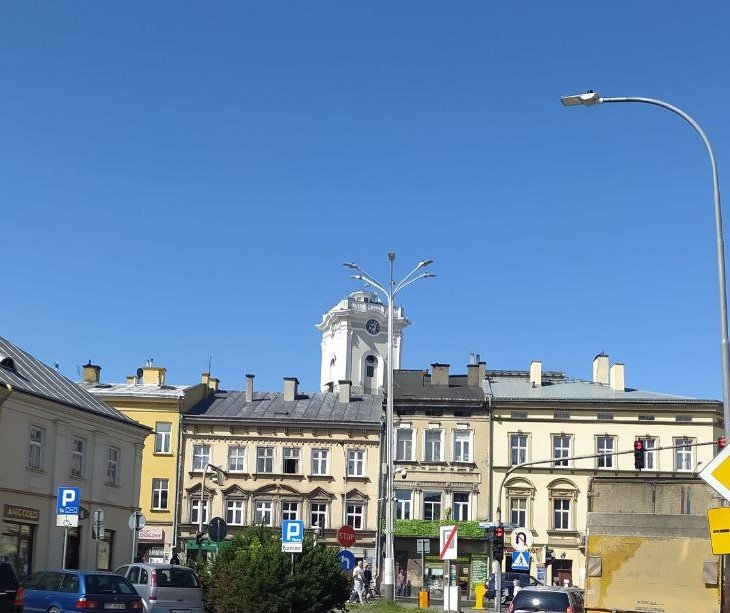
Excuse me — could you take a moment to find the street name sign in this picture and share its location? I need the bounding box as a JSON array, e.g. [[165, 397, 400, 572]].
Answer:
[[699, 445, 730, 502], [282, 520, 304, 553], [511, 551, 530, 571], [439, 524, 458, 560], [510, 527, 533, 552], [707, 507, 730, 554]]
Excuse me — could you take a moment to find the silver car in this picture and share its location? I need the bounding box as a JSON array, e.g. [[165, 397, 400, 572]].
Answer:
[[115, 564, 203, 613]]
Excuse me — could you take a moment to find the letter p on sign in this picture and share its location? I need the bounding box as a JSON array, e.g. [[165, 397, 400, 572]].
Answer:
[[283, 520, 304, 543]]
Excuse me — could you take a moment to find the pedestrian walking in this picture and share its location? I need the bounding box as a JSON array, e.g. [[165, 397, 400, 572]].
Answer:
[[352, 560, 365, 604], [512, 579, 521, 597], [396, 569, 406, 596]]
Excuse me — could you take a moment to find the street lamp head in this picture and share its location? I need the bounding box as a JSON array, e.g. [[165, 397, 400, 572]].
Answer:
[[423, 273, 437, 279], [560, 90, 601, 107], [342, 262, 359, 269], [350, 274, 364, 281], [417, 259, 434, 269], [388, 252, 396, 261]]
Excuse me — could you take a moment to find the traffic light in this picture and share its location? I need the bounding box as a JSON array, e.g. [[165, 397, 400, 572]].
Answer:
[[195, 531, 205, 545], [634, 439, 645, 470], [492, 525, 504, 562], [485, 526, 494, 551], [544, 547, 555, 566], [209, 465, 226, 486], [718, 436, 727, 454]]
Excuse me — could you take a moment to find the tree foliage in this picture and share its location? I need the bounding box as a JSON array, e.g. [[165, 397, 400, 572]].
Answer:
[[201, 526, 350, 613]]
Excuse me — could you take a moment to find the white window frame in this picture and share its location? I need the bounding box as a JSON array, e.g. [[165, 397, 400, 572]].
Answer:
[[311, 449, 330, 475], [424, 429, 444, 462], [228, 445, 247, 472], [282, 501, 300, 522], [283, 448, 301, 474], [226, 499, 245, 525], [256, 446, 274, 473], [452, 430, 472, 463], [552, 498, 571, 531], [395, 428, 414, 461], [643, 437, 658, 470], [347, 450, 365, 477], [395, 489, 412, 520], [192, 445, 211, 472], [152, 478, 169, 510], [596, 435, 615, 469], [510, 434, 528, 466], [28, 425, 44, 470], [254, 500, 274, 526], [423, 491, 442, 521], [190, 498, 209, 525], [552, 434, 571, 467], [674, 437, 694, 472], [452, 492, 470, 521], [154, 422, 172, 454], [71, 437, 85, 478], [107, 446, 120, 485], [509, 496, 528, 528], [310, 502, 328, 530], [346, 503, 364, 530]]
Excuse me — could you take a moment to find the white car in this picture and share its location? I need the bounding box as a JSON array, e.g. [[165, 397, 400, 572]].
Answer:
[[115, 564, 204, 613]]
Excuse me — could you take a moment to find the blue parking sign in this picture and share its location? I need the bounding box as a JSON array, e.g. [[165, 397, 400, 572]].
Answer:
[[57, 487, 80, 515], [282, 520, 304, 543]]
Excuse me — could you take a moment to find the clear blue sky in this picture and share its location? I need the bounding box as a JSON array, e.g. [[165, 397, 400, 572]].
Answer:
[[2, 2, 730, 399]]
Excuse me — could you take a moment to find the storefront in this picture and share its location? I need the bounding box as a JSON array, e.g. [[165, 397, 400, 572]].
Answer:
[[137, 527, 166, 563], [1, 504, 38, 578]]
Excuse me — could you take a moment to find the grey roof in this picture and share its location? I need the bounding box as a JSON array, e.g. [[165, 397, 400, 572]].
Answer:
[[393, 370, 485, 402], [86, 382, 192, 399], [486, 371, 717, 404], [0, 336, 146, 427], [187, 389, 383, 425]]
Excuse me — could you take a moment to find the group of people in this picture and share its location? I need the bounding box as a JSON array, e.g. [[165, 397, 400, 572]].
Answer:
[[350, 560, 375, 604]]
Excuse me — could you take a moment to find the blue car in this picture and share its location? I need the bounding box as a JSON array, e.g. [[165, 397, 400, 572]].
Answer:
[[17, 570, 142, 612]]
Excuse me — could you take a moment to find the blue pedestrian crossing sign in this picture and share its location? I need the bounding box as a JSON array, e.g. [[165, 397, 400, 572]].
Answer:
[[56, 487, 80, 515], [511, 550, 530, 571], [337, 549, 356, 571]]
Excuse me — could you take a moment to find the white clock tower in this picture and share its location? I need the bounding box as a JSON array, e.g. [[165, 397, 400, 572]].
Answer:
[[316, 291, 409, 394]]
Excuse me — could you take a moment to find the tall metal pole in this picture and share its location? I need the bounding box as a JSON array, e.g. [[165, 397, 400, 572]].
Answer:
[[198, 470, 206, 535], [383, 251, 396, 601]]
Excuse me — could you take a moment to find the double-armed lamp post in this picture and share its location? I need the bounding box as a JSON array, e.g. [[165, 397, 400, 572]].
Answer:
[[343, 253, 435, 601], [560, 91, 730, 435]]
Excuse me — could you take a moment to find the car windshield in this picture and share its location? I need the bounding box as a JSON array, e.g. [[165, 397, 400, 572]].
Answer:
[[154, 568, 199, 588], [512, 590, 569, 611], [85, 574, 136, 594]]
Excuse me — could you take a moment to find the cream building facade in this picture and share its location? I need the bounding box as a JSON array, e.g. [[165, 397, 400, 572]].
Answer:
[[0, 336, 149, 577], [180, 376, 383, 560]]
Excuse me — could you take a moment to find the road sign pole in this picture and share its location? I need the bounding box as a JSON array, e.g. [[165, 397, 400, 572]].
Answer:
[[132, 517, 138, 561], [422, 548, 425, 592], [62, 527, 68, 570]]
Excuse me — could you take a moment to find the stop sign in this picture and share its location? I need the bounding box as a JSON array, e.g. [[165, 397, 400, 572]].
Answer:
[[337, 525, 357, 548]]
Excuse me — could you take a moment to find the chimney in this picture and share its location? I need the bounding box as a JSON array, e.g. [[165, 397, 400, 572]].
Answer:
[[530, 360, 542, 387], [142, 366, 166, 386], [245, 374, 255, 402], [610, 363, 625, 392], [592, 353, 609, 385], [201, 372, 211, 386], [126, 375, 137, 385], [209, 377, 220, 392], [284, 377, 299, 401], [431, 363, 450, 386], [82, 361, 101, 384], [468, 360, 485, 386], [339, 380, 352, 403]]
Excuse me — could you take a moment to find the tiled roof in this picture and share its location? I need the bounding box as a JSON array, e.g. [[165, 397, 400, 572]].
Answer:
[[0, 336, 145, 426]]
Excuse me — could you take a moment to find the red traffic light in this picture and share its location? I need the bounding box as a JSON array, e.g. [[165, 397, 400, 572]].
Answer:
[[719, 436, 727, 449], [634, 440, 644, 451], [494, 526, 504, 538]]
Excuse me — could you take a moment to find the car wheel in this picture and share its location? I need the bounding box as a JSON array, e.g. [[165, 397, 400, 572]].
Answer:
[[48, 608, 62, 613]]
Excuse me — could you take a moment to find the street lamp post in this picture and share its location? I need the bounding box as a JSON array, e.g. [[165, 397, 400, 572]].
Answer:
[[561, 91, 730, 434], [343, 253, 435, 601]]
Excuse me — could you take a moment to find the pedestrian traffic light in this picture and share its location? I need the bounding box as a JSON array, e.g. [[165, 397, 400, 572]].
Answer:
[[195, 531, 204, 545], [492, 526, 504, 562], [634, 439, 645, 470], [718, 436, 727, 453], [544, 547, 555, 565]]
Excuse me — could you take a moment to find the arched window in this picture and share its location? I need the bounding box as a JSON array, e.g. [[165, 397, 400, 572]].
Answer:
[[504, 478, 536, 530], [363, 355, 378, 393], [547, 479, 579, 532]]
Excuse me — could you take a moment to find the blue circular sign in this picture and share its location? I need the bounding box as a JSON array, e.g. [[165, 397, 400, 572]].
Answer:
[[337, 549, 356, 571]]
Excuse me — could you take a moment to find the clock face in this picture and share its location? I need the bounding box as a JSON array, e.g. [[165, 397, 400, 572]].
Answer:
[[365, 319, 381, 335]]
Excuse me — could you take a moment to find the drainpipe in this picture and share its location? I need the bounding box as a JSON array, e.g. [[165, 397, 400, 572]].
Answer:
[[487, 394, 494, 521]]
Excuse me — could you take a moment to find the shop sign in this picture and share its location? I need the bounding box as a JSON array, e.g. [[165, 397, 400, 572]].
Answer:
[[138, 527, 165, 542], [3, 504, 40, 522]]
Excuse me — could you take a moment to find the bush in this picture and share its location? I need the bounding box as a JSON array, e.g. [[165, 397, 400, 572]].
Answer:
[[202, 526, 350, 613]]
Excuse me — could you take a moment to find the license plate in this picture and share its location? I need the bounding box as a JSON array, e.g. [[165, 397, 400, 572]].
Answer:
[[103, 605, 125, 610]]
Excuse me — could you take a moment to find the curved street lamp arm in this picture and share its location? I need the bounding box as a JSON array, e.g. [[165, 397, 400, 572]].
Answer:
[[393, 272, 435, 297], [355, 274, 388, 297], [394, 262, 426, 293]]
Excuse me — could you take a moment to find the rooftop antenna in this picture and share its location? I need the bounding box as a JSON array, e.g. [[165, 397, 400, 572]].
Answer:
[[206, 354, 212, 374]]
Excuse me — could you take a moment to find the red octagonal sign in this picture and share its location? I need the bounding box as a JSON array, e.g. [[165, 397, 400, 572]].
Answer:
[[337, 525, 357, 548]]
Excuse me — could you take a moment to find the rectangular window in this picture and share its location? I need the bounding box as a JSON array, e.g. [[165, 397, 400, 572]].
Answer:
[[28, 426, 44, 469], [597, 412, 614, 421], [675, 437, 694, 472], [643, 437, 658, 470], [552, 435, 571, 467], [107, 447, 120, 485], [553, 498, 571, 530], [152, 479, 169, 510], [676, 415, 693, 422], [282, 502, 300, 521], [71, 437, 85, 478], [192, 445, 210, 472], [347, 450, 365, 476], [510, 411, 528, 419], [510, 434, 528, 466], [395, 428, 414, 461], [553, 411, 570, 421], [423, 491, 442, 521], [283, 448, 301, 474], [596, 436, 615, 469], [346, 504, 364, 530], [226, 500, 245, 525], [190, 499, 209, 525], [510, 497, 527, 528], [638, 415, 655, 421], [256, 447, 274, 473], [453, 430, 472, 462], [228, 446, 247, 472], [154, 422, 172, 454], [310, 503, 327, 530], [424, 430, 443, 462], [311, 449, 329, 475], [395, 489, 412, 520], [254, 501, 273, 526], [452, 492, 470, 521]]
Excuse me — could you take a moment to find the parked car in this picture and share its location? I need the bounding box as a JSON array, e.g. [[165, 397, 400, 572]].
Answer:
[[0, 563, 20, 613], [486, 572, 542, 602], [115, 564, 203, 613], [507, 585, 585, 613], [14, 570, 143, 612]]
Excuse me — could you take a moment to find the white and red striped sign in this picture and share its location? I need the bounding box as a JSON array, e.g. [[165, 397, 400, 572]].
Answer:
[[439, 524, 458, 560]]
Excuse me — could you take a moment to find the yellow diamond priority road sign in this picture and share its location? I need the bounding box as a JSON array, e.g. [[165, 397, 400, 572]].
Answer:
[[699, 444, 730, 503]]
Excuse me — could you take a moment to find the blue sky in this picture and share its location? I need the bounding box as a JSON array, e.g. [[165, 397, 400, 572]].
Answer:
[[2, 2, 730, 399]]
